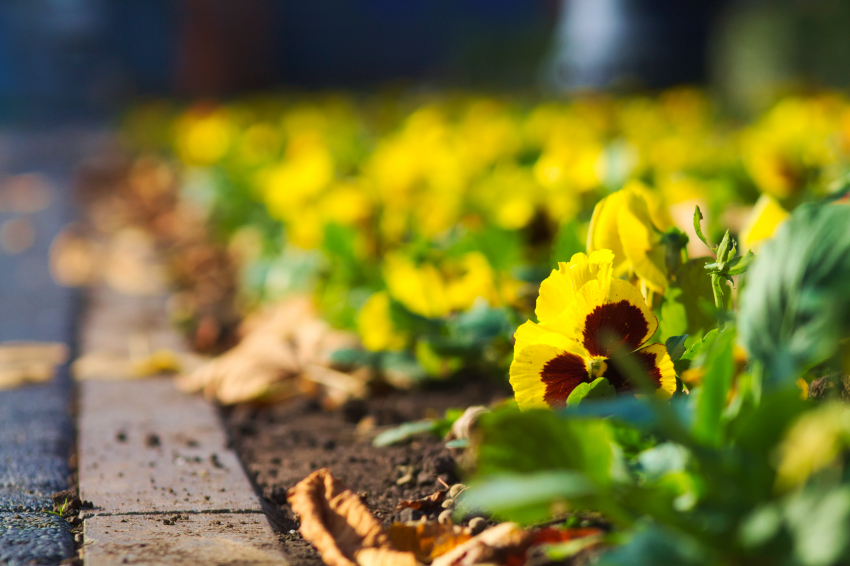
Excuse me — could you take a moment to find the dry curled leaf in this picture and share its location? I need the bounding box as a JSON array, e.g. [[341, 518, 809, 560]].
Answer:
[[388, 521, 472, 561], [287, 468, 418, 566], [430, 522, 531, 566], [177, 296, 362, 405], [530, 526, 604, 546], [396, 490, 446, 512]]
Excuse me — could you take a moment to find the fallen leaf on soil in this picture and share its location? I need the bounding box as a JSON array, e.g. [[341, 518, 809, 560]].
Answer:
[[396, 490, 446, 512], [287, 468, 419, 566], [530, 526, 604, 545], [430, 522, 531, 566], [177, 296, 362, 405], [388, 521, 471, 561], [0, 342, 68, 390]]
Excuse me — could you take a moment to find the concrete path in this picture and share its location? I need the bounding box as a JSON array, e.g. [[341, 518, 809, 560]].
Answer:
[[76, 278, 287, 564], [0, 128, 105, 565]]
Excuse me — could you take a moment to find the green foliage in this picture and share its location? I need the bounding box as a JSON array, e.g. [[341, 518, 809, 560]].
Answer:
[[371, 407, 465, 447], [566, 377, 616, 407], [659, 258, 718, 342], [551, 220, 585, 267], [692, 327, 736, 446], [739, 202, 850, 385]]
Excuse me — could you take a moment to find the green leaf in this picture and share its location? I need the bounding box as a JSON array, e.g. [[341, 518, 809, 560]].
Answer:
[[372, 420, 436, 447], [598, 526, 712, 566], [692, 327, 736, 446], [380, 351, 430, 383], [460, 471, 596, 525], [545, 533, 606, 561], [552, 219, 586, 267], [445, 438, 469, 449], [726, 250, 755, 276], [468, 226, 522, 273], [693, 205, 709, 248], [636, 443, 690, 482], [566, 377, 616, 407], [329, 348, 379, 367], [738, 203, 850, 385], [447, 304, 513, 345], [664, 335, 689, 361], [785, 484, 850, 566], [660, 259, 718, 344], [673, 329, 719, 375], [475, 408, 615, 488]]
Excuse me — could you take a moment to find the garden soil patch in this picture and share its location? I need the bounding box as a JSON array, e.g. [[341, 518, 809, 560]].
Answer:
[[222, 375, 512, 565]]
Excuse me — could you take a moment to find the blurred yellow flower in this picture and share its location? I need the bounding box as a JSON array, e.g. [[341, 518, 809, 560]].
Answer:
[[775, 403, 850, 491], [175, 108, 235, 167], [739, 194, 790, 252], [357, 291, 406, 351], [383, 254, 450, 319]]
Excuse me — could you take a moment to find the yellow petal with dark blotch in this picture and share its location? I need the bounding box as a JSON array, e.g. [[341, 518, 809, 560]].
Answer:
[[513, 320, 549, 354], [535, 250, 614, 324], [551, 278, 658, 359], [617, 189, 668, 293], [509, 334, 590, 410], [601, 343, 676, 396], [587, 191, 629, 275]]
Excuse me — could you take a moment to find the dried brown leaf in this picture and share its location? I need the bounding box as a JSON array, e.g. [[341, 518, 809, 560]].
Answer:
[[287, 468, 419, 566], [388, 521, 472, 561], [396, 490, 446, 512], [177, 296, 363, 405], [430, 522, 531, 566]]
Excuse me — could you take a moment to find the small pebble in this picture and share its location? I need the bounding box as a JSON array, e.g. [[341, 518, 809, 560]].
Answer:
[[468, 517, 487, 535], [438, 509, 453, 525], [447, 484, 466, 499]]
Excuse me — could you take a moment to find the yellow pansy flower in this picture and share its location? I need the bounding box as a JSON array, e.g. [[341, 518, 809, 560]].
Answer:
[[510, 252, 676, 410]]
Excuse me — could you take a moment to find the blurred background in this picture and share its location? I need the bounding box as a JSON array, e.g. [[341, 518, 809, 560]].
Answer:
[[2, 0, 850, 379], [1, 0, 850, 120]]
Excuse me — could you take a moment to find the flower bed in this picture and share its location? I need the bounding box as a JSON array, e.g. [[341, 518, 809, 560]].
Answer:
[[116, 89, 850, 565]]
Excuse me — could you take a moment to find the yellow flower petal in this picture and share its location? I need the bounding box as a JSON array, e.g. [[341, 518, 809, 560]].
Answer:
[[534, 251, 614, 324], [623, 179, 674, 230], [513, 320, 548, 353], [509, 335, 590, 410], [617, 189, 668, 293], [551, 278, 658, 359], [739, 193, 790, 252], [587, 191, 629, 275]]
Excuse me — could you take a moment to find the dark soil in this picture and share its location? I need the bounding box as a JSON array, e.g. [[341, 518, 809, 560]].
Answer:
[[222, 375, 512, 565]]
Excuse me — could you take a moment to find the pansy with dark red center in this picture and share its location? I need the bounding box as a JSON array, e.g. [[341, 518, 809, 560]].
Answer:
[[510, 258, 675, 410]]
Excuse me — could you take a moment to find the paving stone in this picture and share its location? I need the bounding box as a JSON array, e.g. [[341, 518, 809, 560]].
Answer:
[[0, 512, 74, 566], [79, 379, 261, 515], [83, 513, 287, 565]]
